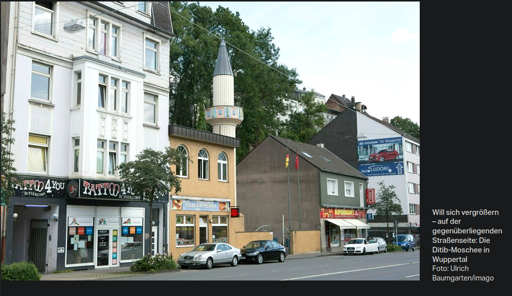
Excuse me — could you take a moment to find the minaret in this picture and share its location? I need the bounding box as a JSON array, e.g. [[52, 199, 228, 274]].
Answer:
[[205, 40, 243, 138]]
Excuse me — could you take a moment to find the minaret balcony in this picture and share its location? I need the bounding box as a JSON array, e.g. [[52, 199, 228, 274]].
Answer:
[[205, 105, 244, 125]]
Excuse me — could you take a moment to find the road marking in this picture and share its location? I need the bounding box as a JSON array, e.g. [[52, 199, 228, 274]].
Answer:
[[281, 262, 417, 281], [405, 274, 420, 278]]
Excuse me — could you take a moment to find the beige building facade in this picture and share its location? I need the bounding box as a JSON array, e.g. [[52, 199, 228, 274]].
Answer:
[[168, 125, 242, 258]]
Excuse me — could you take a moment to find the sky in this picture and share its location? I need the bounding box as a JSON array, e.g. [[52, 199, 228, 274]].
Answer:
[[195, 1, 420, 125]]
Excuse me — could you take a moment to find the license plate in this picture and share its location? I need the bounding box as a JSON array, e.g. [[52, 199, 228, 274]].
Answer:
[[240, 256, 246, 260], [185, 260, 191, 263]]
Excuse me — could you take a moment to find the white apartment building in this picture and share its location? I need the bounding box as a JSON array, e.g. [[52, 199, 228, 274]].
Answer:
[[2, 1, 174, 272]]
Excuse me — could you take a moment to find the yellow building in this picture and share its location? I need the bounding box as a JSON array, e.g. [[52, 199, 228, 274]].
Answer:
[[168, 40, 244, 258]]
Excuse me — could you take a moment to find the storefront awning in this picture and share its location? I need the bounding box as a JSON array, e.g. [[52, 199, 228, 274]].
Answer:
[[326, 219, 356, 229], [345, 219, 371, 229]]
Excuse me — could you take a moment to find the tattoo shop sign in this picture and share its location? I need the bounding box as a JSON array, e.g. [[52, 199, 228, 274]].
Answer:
[[12, 176, 67, 198], [67, 179, 167, 201]]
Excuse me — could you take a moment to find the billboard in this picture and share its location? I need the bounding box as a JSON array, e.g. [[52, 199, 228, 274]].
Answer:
[[358, 137, 404, 176]]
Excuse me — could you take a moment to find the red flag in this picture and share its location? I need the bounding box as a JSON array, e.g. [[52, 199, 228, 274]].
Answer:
[[295, 152, 299, 170], [285, 153, 289, 168]]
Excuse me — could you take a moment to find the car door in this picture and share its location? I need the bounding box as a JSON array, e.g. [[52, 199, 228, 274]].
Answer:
[[263, 241, 273, 260], [216, 244, 229, 263]]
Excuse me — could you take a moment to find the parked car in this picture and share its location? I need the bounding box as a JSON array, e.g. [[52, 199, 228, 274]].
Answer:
[[177, 243, 241, 269], [241, 240, 287, 263], [369, 149, 399, 162], [368, 237, 387, 253], [391, 234, 416, 251], [343, 238, 379, 255]]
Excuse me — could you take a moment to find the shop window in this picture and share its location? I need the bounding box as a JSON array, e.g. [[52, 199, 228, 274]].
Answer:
[[66, 219, 94, 265], [121, 220, 143, 261], [176, 215, 194, 246], [211, 216, 228, 243]]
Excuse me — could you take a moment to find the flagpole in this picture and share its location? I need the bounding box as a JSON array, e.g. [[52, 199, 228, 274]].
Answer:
[[286, 149, 291, 250], [297, 150, 301, 230]]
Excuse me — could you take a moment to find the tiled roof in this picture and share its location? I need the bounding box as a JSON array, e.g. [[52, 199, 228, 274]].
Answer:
[[270, 135, 368, 179]]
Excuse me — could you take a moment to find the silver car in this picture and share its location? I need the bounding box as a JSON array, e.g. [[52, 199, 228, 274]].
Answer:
[[368, 237, 387, 253], [177, 243, 241, 269]]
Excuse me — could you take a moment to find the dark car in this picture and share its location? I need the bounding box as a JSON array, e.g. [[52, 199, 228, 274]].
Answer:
[[369, 149, 400, 162], [391, 234, 416, 251], [241, 240, 287, 264]]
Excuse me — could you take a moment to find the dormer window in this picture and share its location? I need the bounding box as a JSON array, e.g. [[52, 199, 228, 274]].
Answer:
[[137, 2, 151, 15]]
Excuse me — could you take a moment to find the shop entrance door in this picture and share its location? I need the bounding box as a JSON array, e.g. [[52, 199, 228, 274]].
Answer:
[[96, 228, 119, 268], [199, 216, 208, 244]]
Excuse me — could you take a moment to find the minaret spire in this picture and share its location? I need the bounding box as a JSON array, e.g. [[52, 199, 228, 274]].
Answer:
[[205, 39, 244, 138]]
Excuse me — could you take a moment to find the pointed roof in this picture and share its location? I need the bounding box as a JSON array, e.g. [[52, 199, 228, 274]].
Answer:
[[213, 40, 233, 76]]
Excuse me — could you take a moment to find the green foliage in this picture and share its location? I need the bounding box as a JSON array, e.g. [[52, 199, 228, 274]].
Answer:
[[1, 262, 41, 281], [387, 244, 403, 252], [279, 91, 326, 142], [367, 181, 403, 238], [117, 147, 186, 255], [390, 116, 420, 140], [169, 2, 300, 163], [130, 254, 178, 272], [1, 112, 17, 206]]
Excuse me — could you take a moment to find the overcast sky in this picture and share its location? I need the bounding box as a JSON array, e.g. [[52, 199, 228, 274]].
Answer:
[[195, 1, 420, 125]]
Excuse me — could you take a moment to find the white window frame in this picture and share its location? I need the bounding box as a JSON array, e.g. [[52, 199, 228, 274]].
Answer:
[[137, 2, 152, 15], [31, 62, 52, 102], [143, 34, 161, 73], [108, 141, 118, 175], [121, 81, 130, 114], [408, 182, 415, 194], [359, 183, 364, 207], [417, 165, 420, 175], [344, 181, 355, 197], [176, 215, 195, 247], [405, 141, 412, 153], [198, 149, 209, 180], [120, 143, 129, 165], [98, 74, 107, 109], [74, 71, 82, 107], [86, 13, 122, 60], [97, 140, 106, 174], [28, 134, 49, 173], [211, 216, 228, 243], [327, 178, 338, 196], [144, 93, 158, 124], [32, 2, 59, 40], [176, 145, 188, 178], [409, 204, 417, 214], [110, 77, 119, 112], [407, 161, 414, 173], [73, 137, 80, 173], [218, 152, 228, 182]]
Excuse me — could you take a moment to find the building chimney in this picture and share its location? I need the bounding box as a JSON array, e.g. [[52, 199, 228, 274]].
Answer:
[[351, 96, 355, 104], [382, 116, 389, 123], [316, 143, 324, 149], [303, 87, 306, 91]]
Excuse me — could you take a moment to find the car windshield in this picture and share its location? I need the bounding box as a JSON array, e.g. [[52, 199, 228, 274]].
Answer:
[[397, 236, 408, 242], [347, 239, 364, 244], [368, 238, 377, 243], [192, 244, 216, 252], [377, 149, 387, 153], [245, 241, 264, 248]]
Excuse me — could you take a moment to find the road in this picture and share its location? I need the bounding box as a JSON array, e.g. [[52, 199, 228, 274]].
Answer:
[[108, 250, 420, 281]]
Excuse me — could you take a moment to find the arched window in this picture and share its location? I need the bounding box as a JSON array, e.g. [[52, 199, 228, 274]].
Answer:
[[218, 152, 228, 181], [176, 145, 188, 177], [198, 149, 209, 180]]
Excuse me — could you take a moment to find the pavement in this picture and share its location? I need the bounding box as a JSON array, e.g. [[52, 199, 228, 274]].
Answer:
[[39, 251, 344, 281]]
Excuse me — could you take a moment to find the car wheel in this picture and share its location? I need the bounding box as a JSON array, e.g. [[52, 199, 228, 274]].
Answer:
[[362, 248, 366, 255], [412, 246, 416, 251], [379, 157, 385, 162], [278, 252, 285, 262], [205, 258, 213, 269], [257, 254, 264, 264], [406, 246, 410, 251], [231, 256, 238, 267]]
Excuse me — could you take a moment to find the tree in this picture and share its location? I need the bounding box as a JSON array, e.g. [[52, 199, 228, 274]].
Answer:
[[279, 91, 326, 142], [1, 112, 17, 206], [367, 181, 403, 244], [169, 2, 300, 163], [117, 147, 186, 256], [390, 116, 420, 140]]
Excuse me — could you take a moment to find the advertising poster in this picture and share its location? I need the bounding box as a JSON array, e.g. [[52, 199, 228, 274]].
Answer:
[[357, 137, 404, 176]]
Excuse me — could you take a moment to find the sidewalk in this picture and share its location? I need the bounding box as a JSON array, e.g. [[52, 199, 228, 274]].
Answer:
[[40, 251, 344, 281]]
